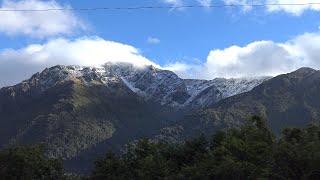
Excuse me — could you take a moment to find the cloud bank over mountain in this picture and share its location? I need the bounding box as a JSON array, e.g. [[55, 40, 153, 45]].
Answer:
[[2, 32, 320, 87], [0, 37, 158, 87], [1, 0, 320, 87], [166, 32, 320, 79]]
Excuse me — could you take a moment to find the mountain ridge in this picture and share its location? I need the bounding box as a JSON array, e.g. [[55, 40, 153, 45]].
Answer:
[[169, 67, 320, 139], [3, 62, 269, 111]]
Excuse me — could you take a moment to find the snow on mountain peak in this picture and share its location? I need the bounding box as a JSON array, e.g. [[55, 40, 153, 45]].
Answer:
[[12, 62, 271, 110], [100, 63, 271, 109]]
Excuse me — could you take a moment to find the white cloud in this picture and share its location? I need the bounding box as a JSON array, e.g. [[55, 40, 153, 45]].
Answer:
[[161, 0, 212, 8], [165, 32, 320, 79], [0, 37, 158, 87], [202, 41, 301, 78], [266, 0, 320, 16], [197, 0, 212, 7], [2, 33, 320, 87], [163, 62, 201, 78], [222, 0, 253, 11], [162, 0, 183, 6], [0, 0, 85, 37], [147, 37, 161, 44], [222, 0, 320, 15]]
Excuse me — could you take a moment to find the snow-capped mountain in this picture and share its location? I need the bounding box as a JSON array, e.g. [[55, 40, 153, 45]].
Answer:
[[13, 63, 270, 110], [2, 63, 318, 175], [15, 65, 120, 93], [103, 63, 271, 109]]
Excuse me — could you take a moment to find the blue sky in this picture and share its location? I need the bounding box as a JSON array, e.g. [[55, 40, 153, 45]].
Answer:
[[0, 0, 320, 87]]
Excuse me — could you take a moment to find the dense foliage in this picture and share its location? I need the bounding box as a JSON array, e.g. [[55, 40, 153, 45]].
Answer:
[[92, 116, 320, 180], [1, 116, 319, 179], [0, 145, 65, 179]]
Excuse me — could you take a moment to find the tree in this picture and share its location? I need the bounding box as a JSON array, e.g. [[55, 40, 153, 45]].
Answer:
[[184, 116, 275, 179], [273, 124, 320, 179], [0, 145, 65, 180], [91, 117, 320, 180], [92, 151, 127, 180]]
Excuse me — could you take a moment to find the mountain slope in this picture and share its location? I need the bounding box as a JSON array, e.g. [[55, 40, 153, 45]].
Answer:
[[175, 67, 320, 137], [0, 65, 174, 159]]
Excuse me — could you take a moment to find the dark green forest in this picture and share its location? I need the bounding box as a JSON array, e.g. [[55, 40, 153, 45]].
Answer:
[[1, 117, 319, 180], [0, 145, 64, 179]]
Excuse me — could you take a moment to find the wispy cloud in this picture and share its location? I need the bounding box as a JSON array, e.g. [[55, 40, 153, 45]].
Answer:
[[222, 0, 320, 15], [147, 37, 161, 44], [266, 0, 320, 16], [161, 0, 183, 6], [197, 0, 212, 7], [222, 0, 253, 12], [161, 0, 211, 8]]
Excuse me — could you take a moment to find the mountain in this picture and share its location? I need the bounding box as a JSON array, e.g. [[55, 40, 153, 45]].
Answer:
[[0, 65, 171, 171], [2, 63, 320, 173], [104, 62, 270, 110], [0, 63, 269, 172], [172, 67, 320, 139]]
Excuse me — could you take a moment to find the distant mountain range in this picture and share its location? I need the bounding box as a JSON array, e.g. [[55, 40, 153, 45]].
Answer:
[[1, 63, 318, 173]]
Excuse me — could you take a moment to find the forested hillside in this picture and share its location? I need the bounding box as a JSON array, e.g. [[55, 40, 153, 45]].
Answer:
[[1, 117, 319, 179]]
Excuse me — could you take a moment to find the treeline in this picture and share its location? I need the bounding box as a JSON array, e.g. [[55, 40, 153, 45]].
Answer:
[[1, 116, 320, 179], [92, 116, 320, 179]]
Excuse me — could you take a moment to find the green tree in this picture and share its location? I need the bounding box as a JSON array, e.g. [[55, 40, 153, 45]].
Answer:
[[92, 151, 127, 180], [0, 145, 65, 180], [273, 124, 320, 179], [91, 117, 320, 180], [122, 138, 176, 179], [182, 116, 275, 179]]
